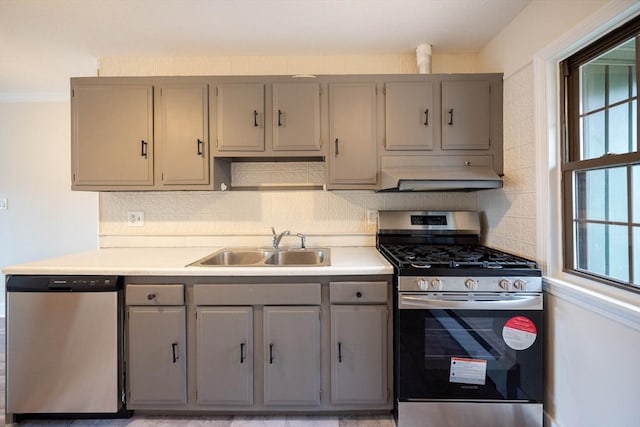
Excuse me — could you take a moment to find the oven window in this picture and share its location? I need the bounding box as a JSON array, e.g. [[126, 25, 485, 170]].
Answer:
[[425, 311, 504, 360], [399, 308, 543, 402]]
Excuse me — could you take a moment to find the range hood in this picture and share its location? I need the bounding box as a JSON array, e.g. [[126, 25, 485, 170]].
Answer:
[[378, 156, 503, 192]]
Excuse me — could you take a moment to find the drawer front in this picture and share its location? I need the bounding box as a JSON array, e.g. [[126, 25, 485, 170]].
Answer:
[[330, 281, 388, 304], [193, 283, 321, 306], [126, 284, 184, 306]]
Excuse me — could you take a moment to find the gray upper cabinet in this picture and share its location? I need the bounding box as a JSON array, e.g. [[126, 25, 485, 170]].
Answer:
[[127, 306, 187, 407], [441, 80, 491, 150], [272, 83, 321, 151], [72, 84, 154, 187], [328, 82, 377, 186], [216, 83, 265, 151], [385, 82, 435, 150], [157, 84, 210, 186], [263, 306, 321, 406], [196, 306, 253, 406], [330, 305, 388, 405]]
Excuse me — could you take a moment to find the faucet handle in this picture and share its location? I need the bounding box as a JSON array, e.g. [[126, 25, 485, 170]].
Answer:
[[271, 226, 276, 236], [296, 233, 306, 249]]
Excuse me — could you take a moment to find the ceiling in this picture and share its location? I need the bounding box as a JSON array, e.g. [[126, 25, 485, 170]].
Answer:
[[0, 0, 531, 95]]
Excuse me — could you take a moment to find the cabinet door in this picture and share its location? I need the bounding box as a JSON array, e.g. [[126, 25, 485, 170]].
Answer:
[[217, 83, 265, 151], [127, 306, 187, 406], [272, 83, 321, 151], [441, 80, 491, 150], [330, 305, 388, 404], [263, 306, 320, 406], [158, 84, 210, 185], [196, 306, 253, 405], [328, 83, 377, 185], [385, 82, 434, 150], [72, 84, 153, 186]]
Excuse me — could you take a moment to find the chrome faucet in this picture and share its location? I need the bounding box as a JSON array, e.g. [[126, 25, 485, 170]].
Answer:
[[271, 227, 291, 249]]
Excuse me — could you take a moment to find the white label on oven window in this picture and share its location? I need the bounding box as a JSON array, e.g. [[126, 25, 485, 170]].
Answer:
[[449, 357, 487, 385], [503, 315, 537, 350]]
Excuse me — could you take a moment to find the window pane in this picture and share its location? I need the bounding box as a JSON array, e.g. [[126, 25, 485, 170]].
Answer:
[[634, 165, 640, 223], [576, 222, 629, 282], [581, 63, 605, 112], [634, 227, 640, 286], [608, 102, 633, 154], [609, 64, 632, 105], [581, 111, 605, 159], [575, 167, 627, 222]]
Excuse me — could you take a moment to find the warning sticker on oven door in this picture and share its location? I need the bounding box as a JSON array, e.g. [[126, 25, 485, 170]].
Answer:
[[503, 316, 537, 350], [449, 357, 487, 385]]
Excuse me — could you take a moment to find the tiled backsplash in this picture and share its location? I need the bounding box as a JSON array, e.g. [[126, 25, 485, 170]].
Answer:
[[479, 64, 537, 260]]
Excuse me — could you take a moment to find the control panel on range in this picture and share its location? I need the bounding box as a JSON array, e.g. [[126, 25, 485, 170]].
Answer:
[[399, 276, 543, 292]]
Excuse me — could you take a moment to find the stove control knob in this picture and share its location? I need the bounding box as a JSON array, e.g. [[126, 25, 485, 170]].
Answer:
[[514, 279, 527, 291], [499, 279, 512, 290], [430, 278, 443, 291], [417, 278, 429, 291], [464, 278, 478, 290]]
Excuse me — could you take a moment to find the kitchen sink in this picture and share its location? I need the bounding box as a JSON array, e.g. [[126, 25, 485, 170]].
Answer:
[[192, 249, 272, 266], [189, 247, 330, 267], [264, 249, 328, 266]]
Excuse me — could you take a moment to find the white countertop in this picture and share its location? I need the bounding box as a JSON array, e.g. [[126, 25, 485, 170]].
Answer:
[[2, 246, 393, 277]]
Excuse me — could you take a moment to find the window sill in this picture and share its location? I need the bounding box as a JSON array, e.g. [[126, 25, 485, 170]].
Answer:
[[544, 274, 640, 331]]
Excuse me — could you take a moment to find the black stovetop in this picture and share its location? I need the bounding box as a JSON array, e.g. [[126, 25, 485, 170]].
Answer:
[[378, 243, 539, 271]]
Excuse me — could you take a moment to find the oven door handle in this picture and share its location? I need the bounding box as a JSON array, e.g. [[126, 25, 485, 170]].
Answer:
[[399, 293, 543, 310]]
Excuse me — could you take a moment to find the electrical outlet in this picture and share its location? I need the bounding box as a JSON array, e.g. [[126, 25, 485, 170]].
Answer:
[[127, 211, 144, 227], [0, 198, 7, 210], [367, 209, 378, 226]]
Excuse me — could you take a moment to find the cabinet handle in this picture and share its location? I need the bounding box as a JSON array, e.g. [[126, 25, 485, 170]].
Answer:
[[197, 139, 204, 156], [240, 342, 246, 364], [334, 138, 339, 156], [278, 109, 283, 126], [356, 291, 363, 298], [253, 110, 259, 127], [146, 293, 156, 301], [171, 342, 179, 363], [269, 343, 274, 364], [424, 109, 429, 126], [338, 342, 343, 363], [140, 140, 148, 158], [447, 109, 454, 126]]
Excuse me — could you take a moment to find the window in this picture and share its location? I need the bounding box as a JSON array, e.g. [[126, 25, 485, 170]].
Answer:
[[562, 16, 640, 291]]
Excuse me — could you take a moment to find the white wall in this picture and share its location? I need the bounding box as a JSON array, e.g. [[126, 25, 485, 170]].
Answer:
[[478, 1, 640, 426], [0, 101, 98, 316]]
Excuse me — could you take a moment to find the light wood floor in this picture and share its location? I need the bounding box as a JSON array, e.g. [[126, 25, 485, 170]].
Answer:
[[1, 318, 395, 426]]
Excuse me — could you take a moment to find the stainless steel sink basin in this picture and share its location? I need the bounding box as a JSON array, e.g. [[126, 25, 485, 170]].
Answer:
[[190, 249, 272, 266], [189, 247, 330, 267], [264, 249, 329, 266]]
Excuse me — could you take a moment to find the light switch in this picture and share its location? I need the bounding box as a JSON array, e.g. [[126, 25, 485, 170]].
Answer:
[[0, 198, 7, 210]]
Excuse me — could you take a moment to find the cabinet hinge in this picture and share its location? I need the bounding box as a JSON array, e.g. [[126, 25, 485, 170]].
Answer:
[[319, 390, 322, 400], [195, 310, 198, 319], [386, 308, 390, 322], [72, 172, 76, 183], [319, 86, 322, 96], [216, 87, 219, 96], [382, 87, 386, 96], [160, 88, 162, 96], [72, 88, 75, 97]]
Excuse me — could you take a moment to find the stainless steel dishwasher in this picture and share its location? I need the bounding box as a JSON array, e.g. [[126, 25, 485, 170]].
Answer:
[[6, 275, 125, 418]]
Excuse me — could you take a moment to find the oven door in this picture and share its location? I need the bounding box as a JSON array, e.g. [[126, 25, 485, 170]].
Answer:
[[397, 292, 543, 402]]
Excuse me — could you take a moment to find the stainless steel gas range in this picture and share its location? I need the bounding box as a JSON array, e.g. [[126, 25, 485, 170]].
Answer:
[[377, 211, 543, 427]]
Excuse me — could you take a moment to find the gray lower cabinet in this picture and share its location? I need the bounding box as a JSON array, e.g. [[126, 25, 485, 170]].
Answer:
[[263, 306, 321, 406], [127, 306, 187, 406], [196, 306, 253, 405]]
